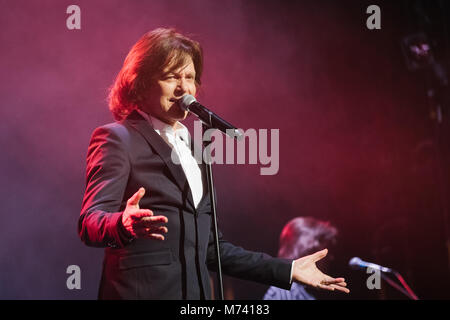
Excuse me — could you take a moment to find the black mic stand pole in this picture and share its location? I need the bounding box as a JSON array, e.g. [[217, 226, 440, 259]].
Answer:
[[379, 273, 412, 299], [202, 121, 224, 300], [380, 270, 419, 300]]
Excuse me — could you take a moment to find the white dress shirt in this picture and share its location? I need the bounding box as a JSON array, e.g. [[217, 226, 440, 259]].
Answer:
[[137, 110, 204, 208]]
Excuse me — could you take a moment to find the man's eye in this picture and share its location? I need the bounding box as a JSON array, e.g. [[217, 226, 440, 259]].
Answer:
[[163, 74, 176, 80]]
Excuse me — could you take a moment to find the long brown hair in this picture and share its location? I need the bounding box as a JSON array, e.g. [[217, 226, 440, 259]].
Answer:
[[108, 28, 203, 121]]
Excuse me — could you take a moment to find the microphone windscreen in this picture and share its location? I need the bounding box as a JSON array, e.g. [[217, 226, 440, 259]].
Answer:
[[348, 257, 363, 269], [178, 95, 197, 111]]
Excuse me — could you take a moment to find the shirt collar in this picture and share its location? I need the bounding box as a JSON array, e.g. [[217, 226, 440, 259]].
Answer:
[[136, 109, 190, 145]]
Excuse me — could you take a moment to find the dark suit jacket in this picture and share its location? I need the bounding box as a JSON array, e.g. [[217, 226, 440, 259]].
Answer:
[[78, 110, 292, 299]]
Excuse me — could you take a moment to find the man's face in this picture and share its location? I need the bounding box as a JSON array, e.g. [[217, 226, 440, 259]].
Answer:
[[142, 56, 197, 125]]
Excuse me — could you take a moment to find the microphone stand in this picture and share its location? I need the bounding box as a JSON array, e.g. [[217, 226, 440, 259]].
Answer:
[[351, 258, 419, 299], [202, 121, 224, 300], [380, 270, 419, 300], [183, 97, 241, 300]]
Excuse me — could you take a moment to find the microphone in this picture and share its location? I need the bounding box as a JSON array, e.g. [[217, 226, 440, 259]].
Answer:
[[177, 95, 243, 140], [348, 257, 393, 273]]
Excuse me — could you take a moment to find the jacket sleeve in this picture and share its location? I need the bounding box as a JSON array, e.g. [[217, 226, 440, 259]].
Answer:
[[78, 125, 132, 248], [206, 228, 293, 290]]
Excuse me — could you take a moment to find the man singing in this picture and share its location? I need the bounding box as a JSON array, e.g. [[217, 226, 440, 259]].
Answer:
[[78, 27, 349, 299]]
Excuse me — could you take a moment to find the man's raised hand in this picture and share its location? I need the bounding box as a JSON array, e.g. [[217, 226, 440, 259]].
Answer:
[[292, 249, 350, 294], [121, 187, 168, 240]]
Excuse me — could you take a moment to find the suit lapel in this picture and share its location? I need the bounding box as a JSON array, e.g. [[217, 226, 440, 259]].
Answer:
[[124, 110, 196, 210]]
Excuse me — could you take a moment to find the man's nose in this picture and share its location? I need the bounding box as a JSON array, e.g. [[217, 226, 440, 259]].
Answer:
[[176, 78, 189, 94]]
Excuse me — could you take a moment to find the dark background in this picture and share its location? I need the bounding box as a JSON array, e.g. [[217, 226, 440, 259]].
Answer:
[[1, 0, 449, 299]]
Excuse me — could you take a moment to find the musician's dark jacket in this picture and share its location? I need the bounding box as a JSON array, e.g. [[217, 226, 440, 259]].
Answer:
[[78, 110, 292, 299]]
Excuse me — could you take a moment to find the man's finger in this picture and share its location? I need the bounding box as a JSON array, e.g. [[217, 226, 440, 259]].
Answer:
[[317, 277, 349, 293], [147, 233, 165, 241], [335, 281, 347, 287], [317, 283, 335, 291], [139, 215, 168, 225], [317, 283, 350, 293], [127, 187, 146, 206], [329, 284, 350, 293], [130, 209, 154, 220], [134, 225, 168, 237], [322, 277, 346, 285], [311, 248, 328, 262], [147, 226, 168, 234]]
